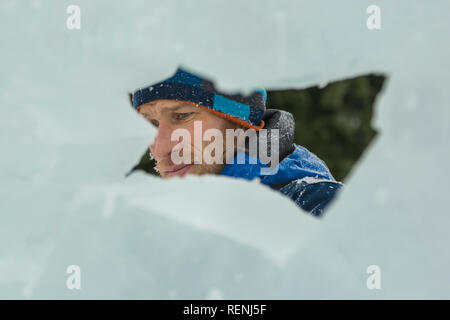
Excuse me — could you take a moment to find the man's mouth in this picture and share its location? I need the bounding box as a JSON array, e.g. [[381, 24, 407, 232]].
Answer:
[[164, 164, 193, 178]]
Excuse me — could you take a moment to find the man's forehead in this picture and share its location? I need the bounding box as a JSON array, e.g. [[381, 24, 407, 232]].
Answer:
[[138, 99, 195, 115]]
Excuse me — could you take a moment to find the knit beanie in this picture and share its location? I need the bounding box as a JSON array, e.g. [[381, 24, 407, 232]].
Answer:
[[132, 67, 267, 130]]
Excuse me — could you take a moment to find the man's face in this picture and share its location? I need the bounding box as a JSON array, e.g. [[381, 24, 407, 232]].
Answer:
[[137, 99, 240, 178]]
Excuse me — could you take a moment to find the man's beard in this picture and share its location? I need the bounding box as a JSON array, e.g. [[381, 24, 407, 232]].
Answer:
[[154, 146, 228, 178], [155, 160, 226, 178]]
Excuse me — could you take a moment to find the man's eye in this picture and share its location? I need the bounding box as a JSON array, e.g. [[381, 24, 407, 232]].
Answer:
[[174, 112, 194, 120]]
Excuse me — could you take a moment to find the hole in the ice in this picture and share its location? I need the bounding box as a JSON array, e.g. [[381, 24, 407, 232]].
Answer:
[[127, 74, 385, 216], [127, 73, 385, 182]]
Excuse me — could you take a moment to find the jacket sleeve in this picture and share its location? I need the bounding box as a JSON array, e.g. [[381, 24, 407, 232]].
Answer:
[[278, 178, 343, 217]]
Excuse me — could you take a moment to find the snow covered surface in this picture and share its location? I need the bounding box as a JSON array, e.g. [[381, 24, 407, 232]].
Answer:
[[1, 0, 449, 298]]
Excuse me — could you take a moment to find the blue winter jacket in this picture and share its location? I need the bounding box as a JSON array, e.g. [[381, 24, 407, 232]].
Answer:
[[219, 109, 343, 217]]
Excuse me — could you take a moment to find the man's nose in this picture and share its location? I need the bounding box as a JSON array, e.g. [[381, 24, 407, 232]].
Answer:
[[149, 124, 175, 161]]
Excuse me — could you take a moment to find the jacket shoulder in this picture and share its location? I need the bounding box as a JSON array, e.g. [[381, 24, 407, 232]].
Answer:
[[279, 177, 343, 217]]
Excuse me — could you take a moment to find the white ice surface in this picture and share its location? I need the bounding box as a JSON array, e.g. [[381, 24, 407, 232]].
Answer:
[[1, 0, 449, 298]]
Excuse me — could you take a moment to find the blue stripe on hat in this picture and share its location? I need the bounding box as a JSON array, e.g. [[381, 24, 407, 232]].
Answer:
[[213, 94, 250, 121]]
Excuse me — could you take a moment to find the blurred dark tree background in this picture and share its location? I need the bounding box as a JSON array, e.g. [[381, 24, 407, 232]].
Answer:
[[267, 74, 385, 181], [128, 74, 386, 182]]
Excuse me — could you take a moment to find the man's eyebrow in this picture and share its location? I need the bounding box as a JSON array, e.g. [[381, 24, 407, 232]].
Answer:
[[139, 102, 196, 118]]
